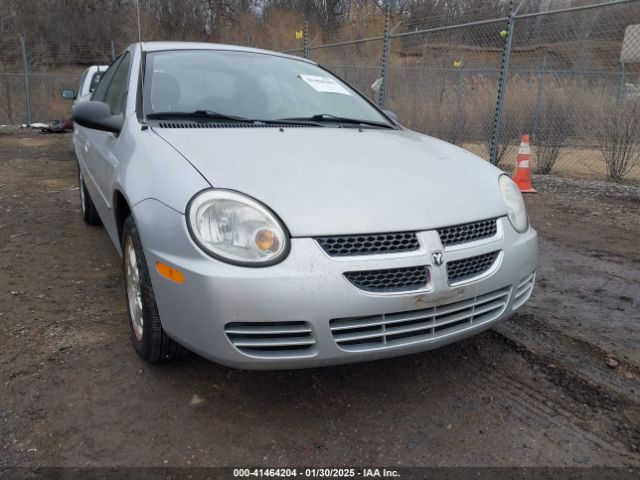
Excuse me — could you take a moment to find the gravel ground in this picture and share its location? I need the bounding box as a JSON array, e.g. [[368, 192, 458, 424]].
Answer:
[[1, 132, 639, 469], [530, 174, 640, 232]]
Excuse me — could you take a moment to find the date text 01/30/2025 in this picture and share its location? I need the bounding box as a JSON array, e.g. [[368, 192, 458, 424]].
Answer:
[[232, 468, 400, 478]]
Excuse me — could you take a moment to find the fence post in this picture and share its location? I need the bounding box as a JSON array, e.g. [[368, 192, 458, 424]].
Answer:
[[532, 55, 548, 135], [19, 36, 32, 125], [617, 62, 626, 102], [455, 61, 465, 145], [489, 1, 518, 165], [111, 40, 116, 61], [378, 0, 391, 109], [303, 19, 309, 59]]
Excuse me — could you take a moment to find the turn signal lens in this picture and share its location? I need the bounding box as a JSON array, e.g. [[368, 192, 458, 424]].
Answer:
[[255, 228, 279, 252], [156, 261, 185, 284]]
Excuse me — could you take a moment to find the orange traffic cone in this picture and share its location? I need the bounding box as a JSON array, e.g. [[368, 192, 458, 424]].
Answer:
[[512, 134, 536, 193]]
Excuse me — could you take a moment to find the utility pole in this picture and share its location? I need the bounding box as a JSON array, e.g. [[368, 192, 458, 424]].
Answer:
[[19, 36, 32, 125]]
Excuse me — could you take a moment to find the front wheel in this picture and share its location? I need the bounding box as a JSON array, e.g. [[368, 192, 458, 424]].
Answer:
[[122, 216, 188, 363]]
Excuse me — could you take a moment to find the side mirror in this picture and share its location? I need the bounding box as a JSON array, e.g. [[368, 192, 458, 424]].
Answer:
[[383, 109, 399, 124], [61, 89, 76, 100], [73, 101, 123, 134]]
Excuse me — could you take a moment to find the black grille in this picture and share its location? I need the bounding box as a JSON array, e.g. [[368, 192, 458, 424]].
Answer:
[[447, 251, 500, 284], [344, 266, 429, 293], [437, 219, 497, 247], [316, 232, 419, 257]]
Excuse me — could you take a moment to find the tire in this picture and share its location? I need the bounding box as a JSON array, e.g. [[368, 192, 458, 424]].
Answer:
[[77, 165, 102, 226], [122, 216, 188, 363]]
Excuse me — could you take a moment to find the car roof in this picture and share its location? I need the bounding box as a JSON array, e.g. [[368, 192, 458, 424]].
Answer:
[[134, 41, 314, 64]]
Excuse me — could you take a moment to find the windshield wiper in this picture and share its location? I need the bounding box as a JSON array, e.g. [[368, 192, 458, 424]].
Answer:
[[147, 110, 323, 127], [146, 110, 255, 122], [278, 113, 394, 129]]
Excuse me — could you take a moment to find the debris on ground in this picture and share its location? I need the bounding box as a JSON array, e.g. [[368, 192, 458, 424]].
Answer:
[[607, 357, 620, 369]]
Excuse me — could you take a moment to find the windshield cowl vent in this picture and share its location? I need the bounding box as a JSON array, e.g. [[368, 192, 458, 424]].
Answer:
[[155, 122, 320, 129]]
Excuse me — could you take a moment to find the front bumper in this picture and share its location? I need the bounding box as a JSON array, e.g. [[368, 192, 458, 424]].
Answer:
[[133, 199, 537, 369]]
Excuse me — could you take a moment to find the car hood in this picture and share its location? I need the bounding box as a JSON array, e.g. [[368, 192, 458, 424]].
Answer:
[[153, 127, 507, 236]]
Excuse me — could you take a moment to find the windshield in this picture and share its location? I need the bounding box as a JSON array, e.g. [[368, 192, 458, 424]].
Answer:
[[143, 49, 389, 124]]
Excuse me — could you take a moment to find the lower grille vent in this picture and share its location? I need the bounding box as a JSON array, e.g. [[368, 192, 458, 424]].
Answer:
[[344, 265, 430, 293], [225, 321, 315, 358], [330, 287, 510, 352], [513, 271, 536, 309]]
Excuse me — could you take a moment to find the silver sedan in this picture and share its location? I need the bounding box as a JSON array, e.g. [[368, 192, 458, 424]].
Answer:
[[72, 42, 537, 369]]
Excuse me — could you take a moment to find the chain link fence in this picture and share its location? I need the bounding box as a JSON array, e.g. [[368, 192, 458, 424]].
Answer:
[[0, 38, 114, 125], [502, 0, 640, 180], [388, 18, 508, 153], [1, 0, 639, 182], [285, 0, 640, 182]]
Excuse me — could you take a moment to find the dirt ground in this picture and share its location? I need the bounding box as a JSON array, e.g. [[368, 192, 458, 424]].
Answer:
[[1, 131, 639, 469]]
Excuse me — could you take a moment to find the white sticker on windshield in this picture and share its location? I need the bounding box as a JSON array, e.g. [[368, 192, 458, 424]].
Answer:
[[299, 74, 352, 95]]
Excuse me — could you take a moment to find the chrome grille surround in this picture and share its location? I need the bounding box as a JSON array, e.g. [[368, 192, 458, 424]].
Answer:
[[344, 265, 430, 293], [330, 286, 510, 352], [316, 232, 420, 257], [224, 321, 315, 358], [447, 251, 500, 285], [437, 218, 498, 247]]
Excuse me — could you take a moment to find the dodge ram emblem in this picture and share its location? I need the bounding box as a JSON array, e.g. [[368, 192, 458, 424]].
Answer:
[[432, 251, 443, 266]]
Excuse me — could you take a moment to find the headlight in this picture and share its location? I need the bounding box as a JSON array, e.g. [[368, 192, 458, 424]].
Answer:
[[187, 189, 290, 266], [499, 175, 529, 233]]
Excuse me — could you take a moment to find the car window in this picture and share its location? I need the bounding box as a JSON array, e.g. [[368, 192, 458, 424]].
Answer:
[[144, 50, 388, 123], [89, 71, 104, 93], [92, 56, 123, 102], [103, 53, 132, 115]]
